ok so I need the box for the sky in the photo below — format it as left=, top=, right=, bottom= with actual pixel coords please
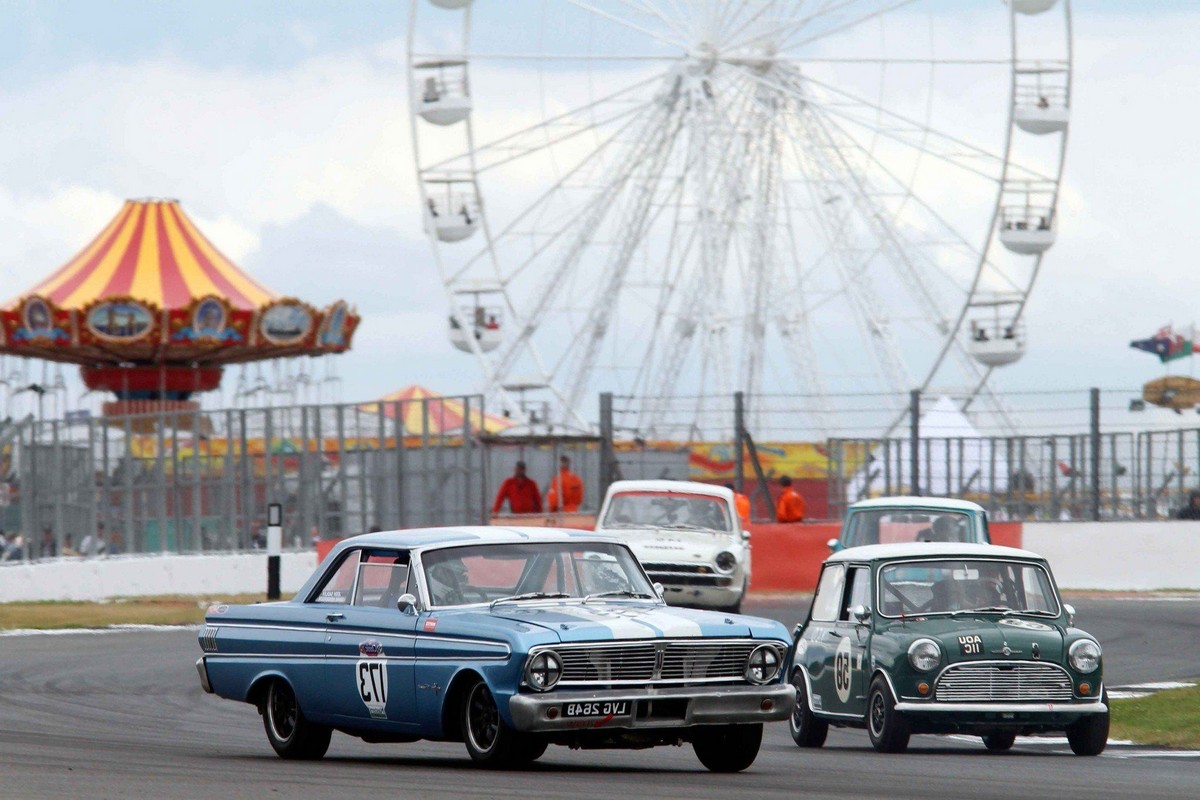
left=0, top=0, right=1196, bottom=433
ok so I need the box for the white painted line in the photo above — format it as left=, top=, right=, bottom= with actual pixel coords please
left=0, top=623, right=199, bottom=637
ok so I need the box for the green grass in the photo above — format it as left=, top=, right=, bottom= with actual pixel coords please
left=0, top=593, right=269, bottom=630
left=1111, top=684, right=1200, bottom=748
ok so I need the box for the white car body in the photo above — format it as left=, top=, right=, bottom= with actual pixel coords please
left=595, top=479, right=751, bottom=612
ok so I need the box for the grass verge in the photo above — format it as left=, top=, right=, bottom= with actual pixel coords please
left=0, top=593, right=269, bottom=630
left=1110, top=684, right=1200, bottom=748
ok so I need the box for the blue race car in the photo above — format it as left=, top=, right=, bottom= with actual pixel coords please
left=196, top=527, right=794, bottom=771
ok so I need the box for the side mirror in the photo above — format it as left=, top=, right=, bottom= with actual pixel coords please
left=1063, top=603, right=1075, bottom=627
left=653, top=582, right=665, bottom=601
left=851, top=604, right=871, bottom=624
left=741, top=528, right=751, bottom=541
left=396, top=593, right=419, bottom=616
left=827, top=538, right=840, bottom=553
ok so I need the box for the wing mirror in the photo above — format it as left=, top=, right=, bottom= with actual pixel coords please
left=653, top=582, right=665, bottom=601
left=850, top=604, right=871, bottom=624
left=396, top=593, right=419, bottom=616
left=1063, top=603, right=1075, bottom=627
left=827, top=538, right=840, bottom=553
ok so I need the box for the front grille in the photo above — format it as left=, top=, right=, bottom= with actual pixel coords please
left=935, top=662, right=1073, bottom=702
left=551, top=639, right=777, bottom=687
left=643, top=563, right=733, bottom=587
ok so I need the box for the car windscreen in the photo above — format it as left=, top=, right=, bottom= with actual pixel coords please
left=601, top=492, right=732, bottom=533
left=877, top=559, right=1059, bottom=618
left=421, top=542, right=655, bottom=607
left=848, top=509, right=975, bottom=546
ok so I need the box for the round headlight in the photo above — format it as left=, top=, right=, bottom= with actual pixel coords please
left=745, top=644, right=782, bottom=685
left=524, top=650, right=563, bottom=691
left=715, top=551, right=737, bottom=574
left=908, top=638, right=941, bottom=672
left=1069, top=639, right=1101, bottom=674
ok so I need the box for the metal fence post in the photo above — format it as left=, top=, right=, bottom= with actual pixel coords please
left=599, top=393, right=615, bottom=500
left=909, top=390, right=920, bottom=495
left=734, top=392, right=746, bottom=494
left=1089, top=387, right=1101, bottom=521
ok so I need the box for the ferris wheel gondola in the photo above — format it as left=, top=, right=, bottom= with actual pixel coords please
left=408, top=0, right=1074, bottom=436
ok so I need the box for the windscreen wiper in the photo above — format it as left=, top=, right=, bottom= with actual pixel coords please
left=583, top=589, right=655, bottom=603
left=489, top=592, right=570, bottom=609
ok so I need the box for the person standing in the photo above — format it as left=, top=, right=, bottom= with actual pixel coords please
left=492, top=461, right=543, bottom=515
left=775, top=476, right=806, bottom=523
left=1176, top=490, right=1200, bottom=520
left=546, top=456, right=584, bottom=513
left=725, top=483, right=751, bottom=526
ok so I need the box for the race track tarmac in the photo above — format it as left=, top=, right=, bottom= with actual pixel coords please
left=1, top=596, right=1197, bottom=800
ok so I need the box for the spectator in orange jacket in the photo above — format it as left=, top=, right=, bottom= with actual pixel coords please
left=725, top=483, right=751, bottom=525
left=776, top=476, right=806, bottom=523
left=547, top=455, right=584, bottom=513
left=492, top=461, right=543, bottom=515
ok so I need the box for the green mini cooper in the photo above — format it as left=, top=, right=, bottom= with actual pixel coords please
left=788, top=543, right=1108, bottom=755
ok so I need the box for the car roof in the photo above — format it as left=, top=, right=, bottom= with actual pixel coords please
left=847, top=495, right=985, bottom=513
left=332, top=526, right=620, bottom=553
left=825, top=542, right=1045, bottom=563
left=606, top=479, right=734, bottom=500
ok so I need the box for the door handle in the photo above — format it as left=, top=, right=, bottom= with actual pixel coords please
left=325, top=612, right=345, bottom=622
left=827, top=630, right=844, bottom=639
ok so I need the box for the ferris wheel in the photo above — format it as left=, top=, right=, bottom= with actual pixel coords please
left=407, top=0, right=1073, bottom=437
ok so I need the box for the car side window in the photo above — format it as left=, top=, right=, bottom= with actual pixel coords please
left=312, top=550, right=362, bottom=604
left=352, top=550, right=411, bottom=609
left=811, top=564, right=846, bottom=623
left=839, top=567, right=871, bottom=621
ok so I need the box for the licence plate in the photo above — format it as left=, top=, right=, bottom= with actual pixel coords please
left=562, top=701, right=629, bottom=718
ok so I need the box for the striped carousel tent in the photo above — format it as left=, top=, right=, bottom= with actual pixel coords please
left=13, top=198, right=276, bottom=311
left=361, top=385, right=514, bottom=436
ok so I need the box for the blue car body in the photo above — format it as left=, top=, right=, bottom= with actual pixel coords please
left=197, top=527, right=793, bottom=769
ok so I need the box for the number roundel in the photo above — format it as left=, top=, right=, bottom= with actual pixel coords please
left=356, top=660, right=389, bottom=719
left=834, top=636, right=853, bottom=703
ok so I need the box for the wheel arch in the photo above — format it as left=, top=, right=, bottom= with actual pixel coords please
left=245, top=670, right=291, bottom=713
left=440, top=667, right=487, bottom=742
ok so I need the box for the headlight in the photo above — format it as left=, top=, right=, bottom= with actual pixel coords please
left=745, top=644, right=782, bottom=684
left=715, top=551, right=737, bottom=573
left=1069, top=639, right=1101, bottom=673
left=524, top=650, right=563, bottom=691
left=907, top=638, right=941, bottom=672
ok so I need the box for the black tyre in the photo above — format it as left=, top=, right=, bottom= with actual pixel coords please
left=788, top=668, right=828, bottom=748
left=462, top=678, right=540, bottom=768
left=692, top=724, right=763, bottom=772
left=866, top=677, right=910, bottom=754
left=262, top=679, right=332, bottom=760
left=982, top=732, right=1016, bottom=752
left=1065, top=692, right=1109, bottom=756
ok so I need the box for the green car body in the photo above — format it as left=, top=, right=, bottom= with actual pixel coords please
left=789, top=543, right=1109, bottom=755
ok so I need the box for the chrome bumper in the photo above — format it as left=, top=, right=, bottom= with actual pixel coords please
left=196, top=657, right=213, bottom=694
left=508, top=684, right=795, bottom=733
left=895, top=701, right=1107, bottom=714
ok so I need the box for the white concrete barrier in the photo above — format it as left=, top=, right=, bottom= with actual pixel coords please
left=0, top=552, right=318, bottom=603
left=1024, top=521, right=1200, bottom=590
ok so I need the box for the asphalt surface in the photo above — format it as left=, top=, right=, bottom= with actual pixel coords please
left=1, top=596, right=1197, bottom=800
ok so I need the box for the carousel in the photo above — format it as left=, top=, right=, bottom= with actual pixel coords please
left=0, top=198, right=359, bottom=428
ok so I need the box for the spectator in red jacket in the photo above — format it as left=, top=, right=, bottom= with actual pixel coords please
left=492, top=461, right=543, bottom=515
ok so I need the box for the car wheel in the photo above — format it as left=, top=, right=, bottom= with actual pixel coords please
left=982, top=732, right=1016, bottom=752
left=692, top=723, right=763, bottom=772
left=462, top=678, right=537, bottom=768
left=866, top=677, right=910, bottom=754
left=262, top=679, right=332, bottom=760
left=788, top=668, right=828, bottom=748
left=1065, top=692, right=1110, bottom=756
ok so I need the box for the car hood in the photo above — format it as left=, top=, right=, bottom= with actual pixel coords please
left=883, top=614, right=1066, bottom=663
left=478, top=600, right=764, bottom=643
left=601, top=528, right=735, bottom=561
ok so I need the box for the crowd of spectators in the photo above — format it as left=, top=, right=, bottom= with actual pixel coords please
left=0, top=522, right=122, bottom=563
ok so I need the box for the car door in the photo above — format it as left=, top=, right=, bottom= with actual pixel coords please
left=322, top=548, right=419, bottom=729
left=803, top=563, right=845, bottom=717
left=829, top=565, right=872, bottom=718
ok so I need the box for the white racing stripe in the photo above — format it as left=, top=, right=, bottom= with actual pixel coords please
left=552, top=605, right=705, bottom=639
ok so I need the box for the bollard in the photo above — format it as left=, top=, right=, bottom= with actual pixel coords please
left=266, top=503, right=282, bottom=600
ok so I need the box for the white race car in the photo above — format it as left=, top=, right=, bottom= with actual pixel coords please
left=596, top=480, right=750, bottom=613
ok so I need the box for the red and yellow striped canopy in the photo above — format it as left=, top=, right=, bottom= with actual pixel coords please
left=361, top=385, right=514, bottom=436
left=11, top=198, right=276, bottom=311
